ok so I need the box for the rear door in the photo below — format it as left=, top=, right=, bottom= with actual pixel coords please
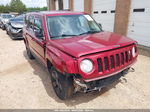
left=25, top=15, right=35, bottom=51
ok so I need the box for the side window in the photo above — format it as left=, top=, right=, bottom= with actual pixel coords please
left=34, top=17, right=44, bottom=39
left=27, top=15, right=34, bottom=29
left=24, top=15, right=29, bottom=26
left=34, top=17, right=42, bottom=30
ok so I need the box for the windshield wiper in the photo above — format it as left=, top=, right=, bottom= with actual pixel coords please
left=51, top=34, right=78, bottom=39
left=50, top=31, right=100, bottom=39
left=61, top=34, right=78, bottom=37
left=79, top=30, right=100, bottom=35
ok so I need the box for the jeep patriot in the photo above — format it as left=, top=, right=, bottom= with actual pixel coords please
left=23, top=11, right=138, bottom=100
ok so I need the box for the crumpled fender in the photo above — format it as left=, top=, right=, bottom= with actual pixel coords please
left=46, top=45, right=78, bottom=74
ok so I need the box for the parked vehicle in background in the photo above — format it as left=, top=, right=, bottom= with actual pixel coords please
left=0, top=14, right=2, bottom=20
left=0, top=14, right=3, bottom=27
left=23, top=11, right=138, bottom=100
left=6, top=15, right=24, bottom=40
left=0, top=14, right=14, bottom=30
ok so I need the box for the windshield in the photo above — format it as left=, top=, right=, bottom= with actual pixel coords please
left=2, top=14, right=13, bottom=19
left=46, top=14, right=102, bottom=39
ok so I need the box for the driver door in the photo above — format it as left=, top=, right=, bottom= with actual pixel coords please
left=31, top=16, right=46, bottom=64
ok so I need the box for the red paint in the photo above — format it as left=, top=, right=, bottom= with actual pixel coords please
left=23, top=11, right=138, bottom=82
left=49, top=32, right=137, bottom=58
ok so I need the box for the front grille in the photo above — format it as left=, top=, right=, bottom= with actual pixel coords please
left=110, top=55, right=115, bottom=69
left=97, top=47, right=134, bottom=73
left=121, top=53, right=124, bottom=65
left=116, top=54, right=119, bottom=67
left=104, top=57, right=109, bottom=70
left=125, top=51, right=128, bottom=62
left=97, top=58, right=103, bottom=72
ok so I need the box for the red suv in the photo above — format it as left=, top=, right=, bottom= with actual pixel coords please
left=23, top=11, right=138, bottom=100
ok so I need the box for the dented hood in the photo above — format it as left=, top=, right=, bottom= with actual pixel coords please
left=48, top=32, right=136, bottom=58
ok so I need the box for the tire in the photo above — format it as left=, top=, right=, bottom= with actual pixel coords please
left=26, top=46, right=35, bottom=60
left=49, top=67, right=74, bottom=100
left=2, top=25, right=5, bottom=30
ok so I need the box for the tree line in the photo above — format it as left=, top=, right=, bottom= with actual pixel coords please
left=0, top=0, right=47, bottom=14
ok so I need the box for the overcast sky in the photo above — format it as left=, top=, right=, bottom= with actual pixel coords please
left=0, top=0, right=47, bottom=8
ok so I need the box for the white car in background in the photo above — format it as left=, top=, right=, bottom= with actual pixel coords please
left=0, top=14, right=14, bottom=30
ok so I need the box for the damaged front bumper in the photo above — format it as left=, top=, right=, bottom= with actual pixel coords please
left=74, top=67, right=134, bottom=93
left=10, top=28, right=23, bottom=39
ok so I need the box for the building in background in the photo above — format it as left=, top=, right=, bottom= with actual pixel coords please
left=47, top=0, right=150, bottom=48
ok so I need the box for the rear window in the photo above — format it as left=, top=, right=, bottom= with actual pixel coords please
left=10, top=17, right=23, bottom=22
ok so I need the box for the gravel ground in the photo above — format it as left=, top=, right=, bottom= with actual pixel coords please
left=0, top=29, right=150, bottom=109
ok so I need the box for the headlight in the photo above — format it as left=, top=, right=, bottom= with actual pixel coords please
left=132, top=46, right=136, bottom=57
left=80, top=59, right=94, bottom=73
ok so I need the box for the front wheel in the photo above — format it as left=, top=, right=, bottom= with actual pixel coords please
left=49, top=67, right=74, bottom=100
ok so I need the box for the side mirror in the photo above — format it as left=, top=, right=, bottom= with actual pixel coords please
left=34, top=28, right=44, bottom=39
